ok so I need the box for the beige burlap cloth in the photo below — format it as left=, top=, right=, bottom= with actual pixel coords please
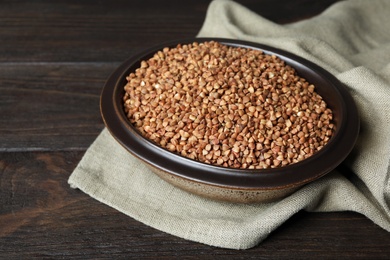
left=68, top=0, right=390, bottom=249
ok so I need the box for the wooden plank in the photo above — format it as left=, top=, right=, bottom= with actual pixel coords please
left=0, top=0, right=207, bottom=62
left=0, top=0, right=341, bottom=62
left=0, top=63, right=113, bottom=151
left=0, top=151, right=389, bottom=259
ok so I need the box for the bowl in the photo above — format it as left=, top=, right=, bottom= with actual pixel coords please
left=100, top=38, right=359, bottom=203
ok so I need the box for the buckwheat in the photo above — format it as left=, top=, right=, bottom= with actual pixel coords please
left=123, top=41, right=334, bottom=169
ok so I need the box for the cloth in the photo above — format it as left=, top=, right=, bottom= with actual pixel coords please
left=68, top=0, right=390, bottom=249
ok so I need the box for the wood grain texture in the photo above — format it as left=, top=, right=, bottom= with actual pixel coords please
left=0, top=63, right=111, bottom=151
left=1, top=0, right=390, bottom=258
left=0, top=0, right=339, bottom=63
left=1, top=152, right=389, bottom=259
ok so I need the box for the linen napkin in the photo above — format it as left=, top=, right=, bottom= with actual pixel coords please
left=68, top=0, right=390, bottom=249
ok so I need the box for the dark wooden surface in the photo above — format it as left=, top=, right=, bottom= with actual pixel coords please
left=1, top=0, right=390, bottom=259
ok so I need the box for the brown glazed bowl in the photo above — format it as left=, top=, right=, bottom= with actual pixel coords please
left=100, top=38, right=359, bottom=203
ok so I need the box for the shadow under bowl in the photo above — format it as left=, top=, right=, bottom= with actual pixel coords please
left=100, top=38, right=359, bottom=203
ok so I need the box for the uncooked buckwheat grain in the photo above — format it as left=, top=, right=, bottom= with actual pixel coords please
left=123, top=41, right=334, bottom=169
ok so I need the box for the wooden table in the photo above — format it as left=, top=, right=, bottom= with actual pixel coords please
left=1, top=0, right=389, bottom=259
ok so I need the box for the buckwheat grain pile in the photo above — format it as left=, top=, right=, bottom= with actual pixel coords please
left=123, top=41, right=334, bottom=169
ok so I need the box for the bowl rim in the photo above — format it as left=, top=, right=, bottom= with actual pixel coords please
left=100, top=37, right=360, bottom=190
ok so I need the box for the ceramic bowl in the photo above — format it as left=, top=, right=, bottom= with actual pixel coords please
left=100, top=38, right=359, bottom=203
